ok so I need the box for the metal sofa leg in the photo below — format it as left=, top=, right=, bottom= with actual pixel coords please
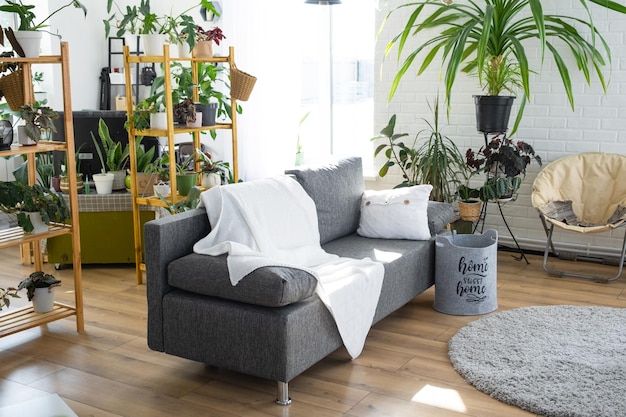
left=276, top=381, right=292, bottom=406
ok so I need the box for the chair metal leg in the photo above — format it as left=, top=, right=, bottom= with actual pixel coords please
left=541, top=222, right=626, bottom=283
left=276, top=381, right=291, bottom=406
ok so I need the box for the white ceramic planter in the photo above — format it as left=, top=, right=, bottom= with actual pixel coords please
left=32, top=287, right=55, bottom=313
left=186, top=112, right=203, bottom=128
left=150, top=112, right=168, bottom=130
left=142, top=34, right=167, bottom=56
left=17, top=126, right=36, bottom=146
left=201, top=172, right=221, bottom=189
left=93, top=173, right=114, bottom=195
left=153, top=182, right=170, bottom=198
left=24, top=211, right=48, bottom=234
left=14, top=30, right=43, bottom=58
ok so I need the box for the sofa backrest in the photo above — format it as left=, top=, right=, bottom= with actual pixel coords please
left=285, top=157, right=363, bottom=245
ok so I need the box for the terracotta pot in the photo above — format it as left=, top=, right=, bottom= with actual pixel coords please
left=193, top=41, right=213, bottom=58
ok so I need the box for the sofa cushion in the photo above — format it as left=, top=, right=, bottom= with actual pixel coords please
left=286, top=157, right=363, bottom=245
left=358, top=185, right=433, bottom=240
left=168, top=253, right=318, bottom=307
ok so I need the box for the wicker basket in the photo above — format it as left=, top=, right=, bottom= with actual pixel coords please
left=0, top=69, right=25, bottom=111
left=458, top=200, right=482, bottom=222
left=231, top=65, right=257, bottom=101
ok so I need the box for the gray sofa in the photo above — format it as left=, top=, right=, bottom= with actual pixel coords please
left=144, top=157, right=454, bottom=404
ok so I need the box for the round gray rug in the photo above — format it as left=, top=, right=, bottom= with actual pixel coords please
left=449, top=305, right=626, bottom=417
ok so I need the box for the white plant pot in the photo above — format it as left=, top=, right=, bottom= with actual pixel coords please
left=32, top=287, right=55, bottom=313
left=201, top=172, right=221, bottom=189
left=17, top=126, right=36, bottom=146
left=24, top=211, right=48, bottom=234
left=111, top=169, right=126, bottom=190
left=150, top=112, right=168, bottom=130
left=153, top=182, right=170, bottom=198
left=177, top=42, right=192, bottom=59
left=14, top=30, right=43, bottom=58
left=93, top=173, right=114, bottom=195
left=142, top=34, right=167, bottom=56
left=186, top=112, right=203, bottom=128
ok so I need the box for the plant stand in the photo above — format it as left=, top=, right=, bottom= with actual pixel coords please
left=473, top=131, right=528, bottom=264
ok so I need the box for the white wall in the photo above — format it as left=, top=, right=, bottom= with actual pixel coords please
left=46, top=0, right=305, bottom=181
left=373, top=1, right=626, bottom=257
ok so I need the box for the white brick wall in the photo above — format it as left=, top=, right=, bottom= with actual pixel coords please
left=369, top=1, right=626, bottom=258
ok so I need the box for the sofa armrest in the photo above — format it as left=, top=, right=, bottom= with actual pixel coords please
left=427, top=201, right=455, bottom=234
left=144, top=208, right=210, bottom=351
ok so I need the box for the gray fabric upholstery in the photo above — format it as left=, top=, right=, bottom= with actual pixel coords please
left=285, top=157, right=363, bottom=244
left=168, top=253, right=318, bottom=307
left=427, top=201, right=455, bottom=235
left=322, top=234, right=435, bottom=322
left=145, top=156, right=456, bottom=395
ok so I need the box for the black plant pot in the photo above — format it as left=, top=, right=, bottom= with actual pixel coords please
left=195, top=103, right=218, bottom=126
left=0, top=120, right=13, bottom=150
left=474, top=95, right=515, bottom=134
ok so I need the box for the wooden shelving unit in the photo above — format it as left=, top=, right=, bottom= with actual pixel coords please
left=124, top=44, right=239, bottom=284
left=0, top=42, right=84, bottom=337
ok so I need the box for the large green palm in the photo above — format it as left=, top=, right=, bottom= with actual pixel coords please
left=382, top=0, right=626, bottom=134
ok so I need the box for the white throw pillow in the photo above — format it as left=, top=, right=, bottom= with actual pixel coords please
left=357, top=185, right=433, bottom=240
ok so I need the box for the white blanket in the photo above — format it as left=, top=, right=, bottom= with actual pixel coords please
left=193, top=175, right=384, bottom=358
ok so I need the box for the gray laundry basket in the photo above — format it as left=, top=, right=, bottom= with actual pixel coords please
left=434, top=229, right=498, bottom=315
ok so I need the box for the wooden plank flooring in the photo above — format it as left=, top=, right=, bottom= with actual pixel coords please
left=1, top=246, right=625, bottom=416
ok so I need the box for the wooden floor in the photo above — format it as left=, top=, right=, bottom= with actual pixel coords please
left=1, top=246, right=625, bottom=417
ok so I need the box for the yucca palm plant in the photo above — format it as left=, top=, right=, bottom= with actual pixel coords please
left=382, top=0, right=626, bottom=134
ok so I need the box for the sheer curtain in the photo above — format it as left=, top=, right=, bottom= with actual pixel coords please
left=217, top=0, right=305, bottom=180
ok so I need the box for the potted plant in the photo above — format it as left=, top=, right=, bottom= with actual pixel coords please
left=146, top=154, right=171, bottom=197
left=372, top=103, right=466, bottom=203
left=382, top=0, right=626, bottom=135
left=465, top=135, right=542, bottom=202
left=193, top=25, right=226, bottom=58
left=0, top=0, right=87, bottom=57
left=0, top=51, right=24, bottom=112
left=90, top=118, right=130, bottom=192
left=173, top=98, right=200, bottom=127
left=125, top=137, right=156, bottom=196
left=175, top=153, right=198, bottom=197
left=196, top=148, right=231, bottom=188
left=161, top=0, right=219, bottom=57
left=156, top=185, right=201, bottom=214
left=456, top=182, right=482, bottom=222
left=18, top=103, right=59, bottom=145
left=0, top=181, right=69, bottom=233
left=17, top=271, right=61, bottom=313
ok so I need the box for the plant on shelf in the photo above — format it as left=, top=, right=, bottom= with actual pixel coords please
left=0, top=286, right=20, bottom=311
left=175, top=153, right=198, bottom=196
left=13, top=151, right=55, bottom=190
left=382, top=0, right=626, bottom=135
left=196, top=148, right=231, bottom=188
left=125, top=137, right=157, bottom=195
left=0, top=181, right=70, bottom=233
left=157, top=185, right=201, bottom=214
left=91, top=118, right=130, bottom=193
left=173, top=98, right=197, bottom=125
left=161, top=1, right=219, bottom=53
left=125, top=98, right=155, bottom=131
left=104, top=0, right=163, bottom=37
left=193, top=26, right=225, bottom=58
left=17, top=271, right=61, bottom=302
left=372, top=101, right=466, bottom=203
left=0, top=0, right=87, bottom=33
left=465, top=135, right=542, bottom=202
left=19, top=103, right=59, bottom=143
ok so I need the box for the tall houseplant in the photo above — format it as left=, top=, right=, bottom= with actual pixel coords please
left=382, top=0, right=626, bottom=134
left=373, top=100, right=466, bottom=203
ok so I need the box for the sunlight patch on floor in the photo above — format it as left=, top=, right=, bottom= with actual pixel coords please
left=411, top=384, right=467, bottom=413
